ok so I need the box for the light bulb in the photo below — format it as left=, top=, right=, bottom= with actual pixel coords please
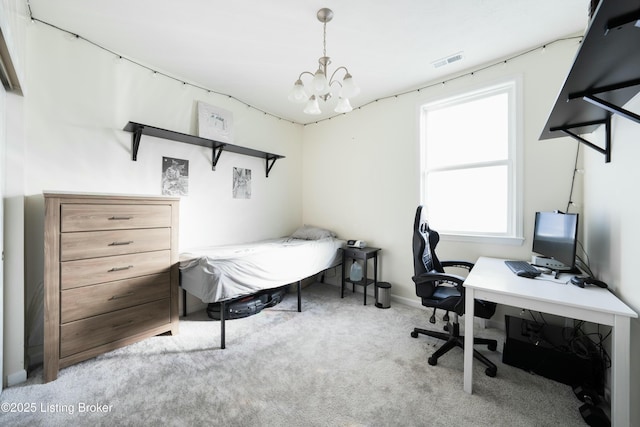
left=339, top=73, right=360, bottom=98
left=303, top=95, right=322, bottom=115
left=334, top=97, right=353, bottom=113
left=312, top=69, right=329, bottom=95
left=288, top=79, right=309, bottom=103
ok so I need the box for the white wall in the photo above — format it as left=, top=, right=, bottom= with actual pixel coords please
left=3, top=92, right=25, bottom=387
left=19, top=22, right=304, bottom=368
left=1, top=0, right=27, bottom=388
left=583, top=93, right=640, bottom=426
left=302, top=39, right=583, bottom=303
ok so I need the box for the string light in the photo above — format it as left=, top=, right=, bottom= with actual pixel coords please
left=28, top=13, right=582, bottom=127
left=27, top=16, right=300, bottom=125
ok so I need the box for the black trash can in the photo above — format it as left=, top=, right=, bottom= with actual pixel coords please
left=375, top=282, right=391, bottom=309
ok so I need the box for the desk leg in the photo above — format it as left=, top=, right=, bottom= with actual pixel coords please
left=374, top=255, right=378, bottom=303
left=363, top=259, right=368, bottom=305
left=341, top=255, right=346, bottom=298
left=463, top=287, right=475, bottom=394
left=220, top=301, right=226, bottom=350
left=611, top=315, right=631, bottom=427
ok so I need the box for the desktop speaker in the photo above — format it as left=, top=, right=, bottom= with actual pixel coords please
left=502, top=316, right=604, bottom=393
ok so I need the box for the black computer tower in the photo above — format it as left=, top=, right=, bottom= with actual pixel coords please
left=502, top=315, right=604, bottom=393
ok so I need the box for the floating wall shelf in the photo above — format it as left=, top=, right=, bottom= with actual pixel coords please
left=540, top=0, right=640, bottom=163
left=123, top=121, right=285, bottom=177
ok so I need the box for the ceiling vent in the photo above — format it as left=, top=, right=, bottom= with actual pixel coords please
left=432, top=52, right=464, bottom=69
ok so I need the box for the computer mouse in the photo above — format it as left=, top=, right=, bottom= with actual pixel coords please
left=571, top=276, right=608, bottom=289
left=517, top=270, right=539, bottom=278
left=584, top=277, right=608, bottom=288
left=570, top=276, right=586, bottom=288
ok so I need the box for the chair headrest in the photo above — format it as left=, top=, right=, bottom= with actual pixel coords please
left=413, top=205, right=441, bottom=274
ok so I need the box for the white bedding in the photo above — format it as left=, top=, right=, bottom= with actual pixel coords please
left=179, top=237, right=344, bottom=303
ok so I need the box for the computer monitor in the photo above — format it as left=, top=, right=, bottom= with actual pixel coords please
left=532, top=211, right=579, bottom=271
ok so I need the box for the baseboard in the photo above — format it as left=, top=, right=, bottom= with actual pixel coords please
left=6, top=369, right=27, bottom=387
left=315, top=281, right=504, bottom=330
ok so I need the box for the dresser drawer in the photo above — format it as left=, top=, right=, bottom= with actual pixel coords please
left=61, top=204, right=172, bottom=232
left=61, top=250, right=171, bottom=289
left=61, top=228, right=171, bottom=261
left=61, top=273, right=170, bottom=323
left=60, top=298, right=170, bottom=358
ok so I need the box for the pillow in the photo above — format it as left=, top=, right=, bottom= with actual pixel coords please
left=290, top=225, right=336, bottom=240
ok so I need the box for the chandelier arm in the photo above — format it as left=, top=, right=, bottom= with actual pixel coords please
left=297, top=71, right=316, bottom=81
left=327, top=66, right=351, bottom=86
left=328, top=80, right=342, bottom=90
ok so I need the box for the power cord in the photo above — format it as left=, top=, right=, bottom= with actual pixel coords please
left=565, top=142, right=581, bottom=213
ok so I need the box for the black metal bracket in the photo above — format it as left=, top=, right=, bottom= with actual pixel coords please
left=569, top=78, right=640, bottom=126
left=212, top=145, right=225, bottom=171
left=604, top=9, right=640, bottom=35
left=131, top=125, right=143, bottom=161
left=266, top=155, right=278, bottom=178
left=550, top=116, right=611, bottom=163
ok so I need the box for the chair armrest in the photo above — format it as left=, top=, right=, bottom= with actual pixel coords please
left=412, top=272, right=465, bottom=294
left=441, top=260, right=474, bottom=271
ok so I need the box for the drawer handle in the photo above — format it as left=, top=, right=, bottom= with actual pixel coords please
left=108, top=265, right=133, bottom=272
left=108, top=240, right=134, bottom=246
left=108, top=292, right=135, bottom=301
left=109, top=216, right=133, bottom=220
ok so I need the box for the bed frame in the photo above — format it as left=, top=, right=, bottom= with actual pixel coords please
left=181, top=268, right=336, bottom=349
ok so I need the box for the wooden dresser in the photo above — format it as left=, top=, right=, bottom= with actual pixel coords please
left=43, top=192, right=180, bottom=382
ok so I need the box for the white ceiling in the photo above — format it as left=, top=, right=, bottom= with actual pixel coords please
left=27, top=0, right=590, bottom=125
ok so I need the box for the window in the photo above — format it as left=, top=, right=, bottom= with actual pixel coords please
left=420, top=79, right=522, bottom=242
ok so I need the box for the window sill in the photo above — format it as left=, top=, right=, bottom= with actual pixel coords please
left=440, top=233, right=525, bottom=246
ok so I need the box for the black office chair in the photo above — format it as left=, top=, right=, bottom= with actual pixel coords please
left=410, top=205, right=498, bottom=377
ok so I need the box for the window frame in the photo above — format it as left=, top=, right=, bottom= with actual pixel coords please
left=418, top=76, right=524, bottom=245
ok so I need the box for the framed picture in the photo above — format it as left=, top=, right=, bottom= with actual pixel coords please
left=198, top=101, right=234, bottom=143
left=232, top=167, right=251, bottom=199
left=162, top=157, right=189, bottom=196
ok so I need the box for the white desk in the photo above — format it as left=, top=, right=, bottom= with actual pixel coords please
left=463, top=257, right=637, bottom=427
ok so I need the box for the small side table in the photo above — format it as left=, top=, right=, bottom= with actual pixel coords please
left=341, top=246, right=381, bottom=305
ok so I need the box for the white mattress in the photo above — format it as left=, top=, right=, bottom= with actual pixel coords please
left=179, top=237, right=344, bottom=303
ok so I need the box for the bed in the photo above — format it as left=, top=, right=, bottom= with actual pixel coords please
left=179, top=225, right=344, bottom=347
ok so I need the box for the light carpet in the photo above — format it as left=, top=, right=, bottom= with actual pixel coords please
left=0, top=282, right=586, bottom=426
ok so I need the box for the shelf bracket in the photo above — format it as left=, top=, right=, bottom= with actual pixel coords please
left=582, top=94, right=640, bottom=125
left=211, top=145, right=225, bottom=171
left=604, top=9, right=640, bottom=35
left=131, top=125, right=143, bottom=161
left=569, top=78, right=640, bottom=126
left=265, top=155, right=278, bottom=178
left=550, top=116, right=611, bottom=163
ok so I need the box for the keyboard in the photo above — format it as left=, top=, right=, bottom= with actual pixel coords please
left=504, top=260, right=541, bottom=278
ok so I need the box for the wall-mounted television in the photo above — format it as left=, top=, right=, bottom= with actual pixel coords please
left=532, top=211, right=579, bottom=271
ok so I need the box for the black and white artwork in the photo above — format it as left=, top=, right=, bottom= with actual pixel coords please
left=162, top=157, right=189, bottom=196
left=232, top=167, right=251, bottom=199
left=198, top=101, right=234, bottom=143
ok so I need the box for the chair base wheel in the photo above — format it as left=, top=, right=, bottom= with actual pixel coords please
left=427, top=357, right=437, bottom=366
left=410, top=331, right=419, bottom=338
left=485, top=366, right=497, bottom=377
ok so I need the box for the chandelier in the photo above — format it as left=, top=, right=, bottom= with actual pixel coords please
left=288, top=8, right=360, bottom=115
